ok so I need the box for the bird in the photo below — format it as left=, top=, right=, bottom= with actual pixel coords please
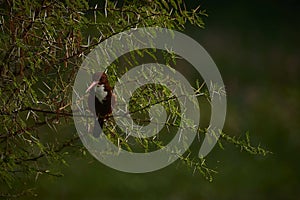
left=86, top=72, right=115, bottom=137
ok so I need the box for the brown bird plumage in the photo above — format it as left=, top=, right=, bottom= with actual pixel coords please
left=86, top=72, right=115, bottom=137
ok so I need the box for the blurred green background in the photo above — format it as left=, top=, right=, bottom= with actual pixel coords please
left=17, top=0, right=300, bottom=199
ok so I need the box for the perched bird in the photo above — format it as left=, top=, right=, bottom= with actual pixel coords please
left=86, top=72, right=115, bottom=137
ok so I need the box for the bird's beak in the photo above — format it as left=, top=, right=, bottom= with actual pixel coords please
left=86, top=81, right=98, bottom=93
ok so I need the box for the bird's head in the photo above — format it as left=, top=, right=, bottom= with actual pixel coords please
left=86, top=72, right=109, bottom=103
left=85, top=72, right=109, bottom=92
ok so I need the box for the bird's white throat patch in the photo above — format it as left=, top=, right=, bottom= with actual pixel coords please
left=95, top=84, right=107, bottom=103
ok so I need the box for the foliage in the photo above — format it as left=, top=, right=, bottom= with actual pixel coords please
left=0, top=0, right=269, bottom=197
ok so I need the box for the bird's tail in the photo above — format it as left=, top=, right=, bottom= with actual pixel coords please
left=93, top=118, right=104, bottom=138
